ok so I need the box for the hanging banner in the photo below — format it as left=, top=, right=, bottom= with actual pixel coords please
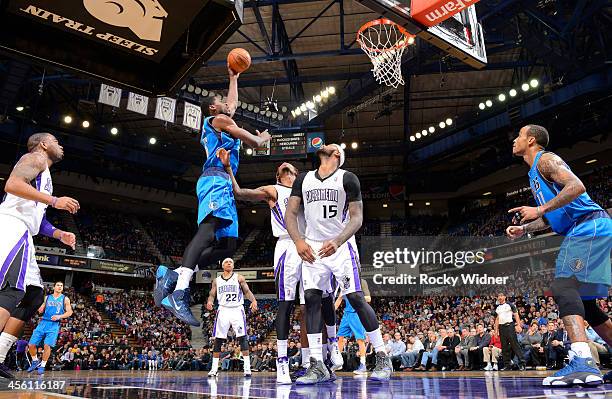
left=127, top=93, right=149, bottom=115
left=98, top=84, right=122, bottom=108
left=183, top=102, right=202, bottom=130
left=155, top=97, right=176, bottom=123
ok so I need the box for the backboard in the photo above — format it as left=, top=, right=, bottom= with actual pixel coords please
left=356, top=0, right=487, bottom=69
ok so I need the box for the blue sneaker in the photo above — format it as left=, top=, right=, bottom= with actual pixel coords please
left=27, top=359, right=40, bottom=373
left=37, top=366, right=45, bottom=375
left=542, top=356, right=603, bottom=387
left=604, top=370, right=612, bottom=383
left=353, top=363, right=368, bottom=375
left=153, top=266, right=178, bottom=307
left=161, top=288, right=200, bottom=326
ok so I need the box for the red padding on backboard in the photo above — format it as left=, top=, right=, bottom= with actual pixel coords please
left=410, top=0, right=481, bottom=27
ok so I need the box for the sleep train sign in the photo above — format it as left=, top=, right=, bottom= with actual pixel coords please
left=0, top=0, right=243, bottom=95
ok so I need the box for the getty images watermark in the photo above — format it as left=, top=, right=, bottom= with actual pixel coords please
left=359, top=235, right=563, bottom=297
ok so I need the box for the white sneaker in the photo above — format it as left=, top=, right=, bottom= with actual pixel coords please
left=329, top=340, right=343, bottom=371
left=484, top=363, right=492, bottom=371
left=276, top=357, right=292, bottom=385
left=208, top=369, right=218, bottom=377
left=493, top=363, right=498, bottom=371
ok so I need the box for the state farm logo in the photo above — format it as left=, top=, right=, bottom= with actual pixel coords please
left=83, top=0, right=168, bottom=41
left=411, top=0, right=479, bottom=27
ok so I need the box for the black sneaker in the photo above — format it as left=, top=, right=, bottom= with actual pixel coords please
left=0, top=364, right=15, bottom=379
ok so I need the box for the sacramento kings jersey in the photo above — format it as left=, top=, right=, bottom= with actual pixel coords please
left=0, top=167, right=53, bottom=235
left=216, top=273, right=244, bottom=308
left=291, top=168, right=362, bottom=241
left=271, top=184, right=305, bottom=238
left=529, top=151, right=603, bottom=235
left=200, top=116, right=241, bottom=175
left=42, top=294, right=65, bottom=322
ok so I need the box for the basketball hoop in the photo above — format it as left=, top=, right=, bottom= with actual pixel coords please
left=357, top=19, right=415, bottom=88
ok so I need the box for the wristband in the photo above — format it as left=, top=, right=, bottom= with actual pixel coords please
left=536, top=206, right=542, bottom=217
left=50, top=196, right=58, bottom=208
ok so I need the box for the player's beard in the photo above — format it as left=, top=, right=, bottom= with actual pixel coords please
left=316, top=147, right=333, bottom=158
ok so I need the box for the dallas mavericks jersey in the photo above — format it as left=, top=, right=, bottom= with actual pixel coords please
left=0, top=167, right=52, bottom=235
left=271, top=184, right=305, bottom=238
left=301, top=169, right=351, bottom=241
left=529, top=151, right=603, bottom=235
left=216, top=273, right=244, bottom=308
left=42, top=294, right=65, bottom=322
left=200, top=116, right=241, bottom=175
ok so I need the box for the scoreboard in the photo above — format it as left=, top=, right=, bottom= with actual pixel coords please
left=254, top=132, right=325, bottom=158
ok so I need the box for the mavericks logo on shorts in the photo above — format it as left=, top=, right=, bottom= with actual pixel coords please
left=209, top=201, right=219, bottom=210
left=570, top=258, right=584, bottom=272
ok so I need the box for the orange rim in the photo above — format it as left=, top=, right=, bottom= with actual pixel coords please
left=357, top=18, right=415, bottom=53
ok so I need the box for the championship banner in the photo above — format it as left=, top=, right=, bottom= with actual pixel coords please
left=183, top=102, right=202, bottom=130
left=98, top=84, right=122, bottom=108
left=127, top=93, right=149, bottom=115
left=410, top=0, right=481, bottom=27
left=155, top=97, right=176, bottom=123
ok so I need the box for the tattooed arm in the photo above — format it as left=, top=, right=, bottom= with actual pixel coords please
left=5, top=152, right=52, bottom=204
left=206, top=279, right=217, bottom=310
left=238, top=274, right=258, bottom=312
left=537, top=153, right=586, bottom=213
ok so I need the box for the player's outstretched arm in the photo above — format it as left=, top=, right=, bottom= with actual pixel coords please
left=537, top=153, right=586, bottom=213
left=212, top=114, right=271, bottom=148
left=206, top=280, right=217, bottom=310
left=226, top=65, right=239, bottom=117
left=217, top=148, right=277, bottom=205
left=238, top=275, right=257, bottom=312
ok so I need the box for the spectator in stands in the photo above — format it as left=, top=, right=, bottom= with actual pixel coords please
left=483, top=331, right=502, bottom=371
left=521, top=321, right=543, bottom=367
left=438, top=327, right=460, bottom=371
left=468, top=324, right=490, bottom=371
left=400, top=334, right=423, bottom=370
left=585, top=321, right=609, bottom=367
left=389, top=332, right=407, bottom=370
left=417, top=329, right=445, bottom=371
left=547, top=320, right=569, bottom=370
left=456, top=328, right=475, bottom=371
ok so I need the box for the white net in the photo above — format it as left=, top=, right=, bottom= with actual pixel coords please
left=358, top=20, right=412, bottom=88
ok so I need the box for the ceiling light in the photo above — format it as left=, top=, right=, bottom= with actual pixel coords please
left=281, top=106, right=288, bottom=113
left=306, top=101, right=315, bottom=110
left=382, top=204, right=388, bottom=208
left=63, top=115, right=72, bottom=124
left=271, top=112, right=278, bottom=119
left=149, top=137, right=157, bottom=145
left=82, top=120, right=90, bottom=128
left=187, top=84, right=195, bottom=93
left=246, top=148, right=253, bottom=155
left=407, top=36, right=415, bottom=45
left=483, top=192, right=492, bottom=196
left=340, top=143, right=347, bottom=149
left=498, top=93, right=506, bottom=102
left=425, top=202, right=431, bottom=206
left=530, top=79, right=539, bottom=88
left=16, top=106, right=24, bottom=112
left=509, top=89, right=517, bottom=97
left=254, top=106, right=259, bottom=113
left=300, top=104, right=307, bottom=112
left=485, top=100, right=493, bottom=107
left=278, top=115, right=284, bottom=121
left=479, top=103, right=485, bottom=110
left=408, top=202, right=414, bottom=206
left=585, top=159, right=597, bottom=164
left=439, top=121, right=446, bottom=129
left=161, top=207, right=171, bottom=211
left=241, top=102, right=248, bottom=110
left=416, top=132, right=421, bottom=139
left=521, top=83, right=530, bottom=92
left=328, top=86, right=336, bottom=95
left=410, top=136, right=416, bottom=142
left=110, top=127, right=118, bottom=135
left=202, top=89, right=209, bottom=97
left=428, top=126, right=435, bottom=133
left=351, top=142, right=358, bottom=149
left=247, top=104, right=254, bottom=111
left=194, top=87, right=202, bottom=95
left=315, top=95, right=322, bottom=103
left=295, top=108, right=301, bottom=116
left=251, top=209, right=257, bottom=214
left=446, top=118, right=453, bottom=126
left=422, top=130, right=428, bottom=136
left=266, top=110, right=272, bottom=117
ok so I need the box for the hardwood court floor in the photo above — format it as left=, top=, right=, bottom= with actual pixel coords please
left=0, top=370, right=611, bottom=398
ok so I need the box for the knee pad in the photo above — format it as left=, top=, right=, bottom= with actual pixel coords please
left=12, top=286, right=44, bottom=322
left=239, top=335, right=249, bottom=351
left=583, top=299, right=610, bottom=327
left=213, top=338, right=226, bottom=353
left=304, top=289, right=322, bottom=309
left=551, top=278, right=585, bottom=319
left=346, top=292, right=378, bottom=331
left=276, top=301, right=294, bottom=340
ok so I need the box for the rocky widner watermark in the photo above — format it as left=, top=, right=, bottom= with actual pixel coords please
left=359, top=235, right=571, bottom=297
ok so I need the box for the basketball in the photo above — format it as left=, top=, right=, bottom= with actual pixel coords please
left=228, top=48, right=251, bottom=74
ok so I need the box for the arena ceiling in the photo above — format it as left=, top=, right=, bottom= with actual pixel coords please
left=0, top=0, right=610, bottom=195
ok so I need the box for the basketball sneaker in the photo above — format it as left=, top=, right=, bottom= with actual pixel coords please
left=161, top=288, right=200, bottom=326
left=208, top=369, right=218, bottom=378
left=154, top=265, right=178, bottom=307
left=37, top=366, right=45, bottom=375
left=0, top=363, right=14, bottom=379
left=542, top=356, right=603, bottom=387
left=369, top=351, right=392, bottom=382
left=328, top=338, right=343, bottom=371
left=604, top=370, right=612, bottom=383
left=291, top=367, right=308, bottom=380
left=277, top=357, right=292, bottom=384
left=353, top=363, right=368, bottom=375
left=27, top=359, right=40, bottom=373
left=296, top=357, right=330, bottom=385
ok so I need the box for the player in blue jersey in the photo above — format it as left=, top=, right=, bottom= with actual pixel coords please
left=507, top=124, right=612, bottom=387
left=27, top=281, right=73, bottom=375
left=154, top=66, right=271, bottom=326
left=335, top=278, right=370, bottom=374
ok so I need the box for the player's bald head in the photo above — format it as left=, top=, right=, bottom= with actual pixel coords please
left=27, top=132, right=54, bottom=152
